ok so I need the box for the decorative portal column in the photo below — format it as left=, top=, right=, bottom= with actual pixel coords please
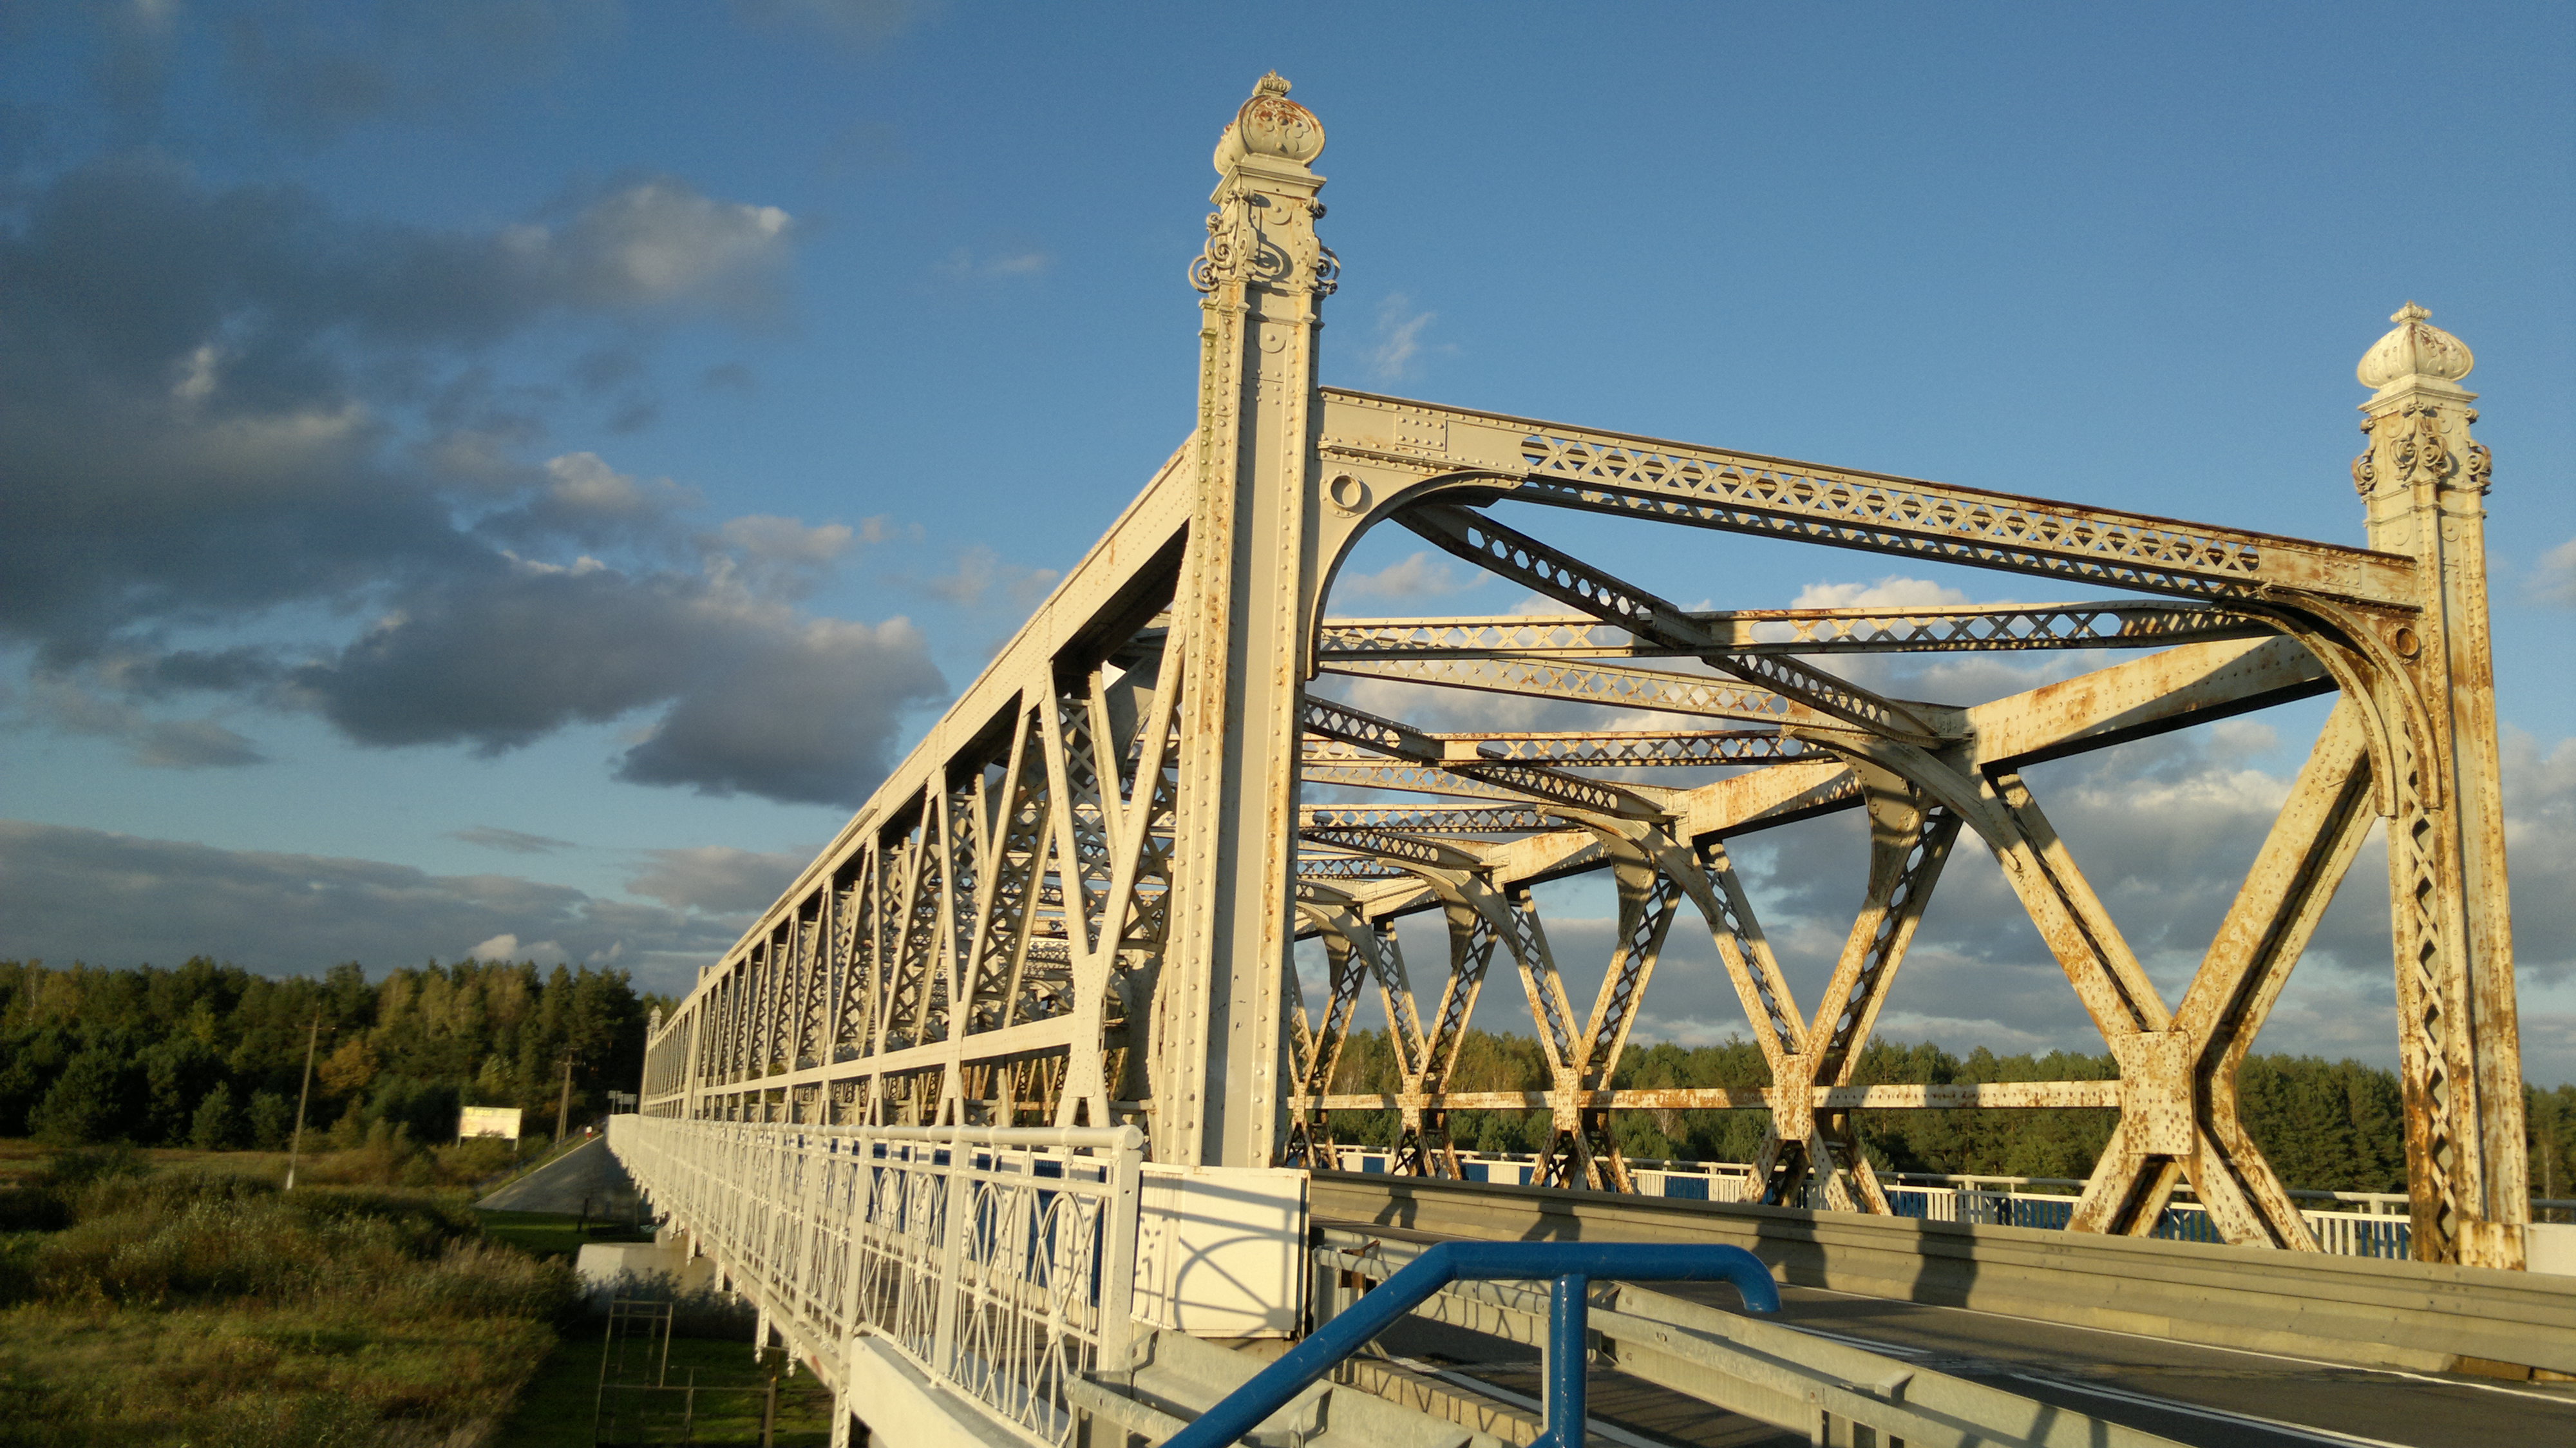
left=1155, top=75, right=1338, bottom=1167
left=2351, top=303, right=2527, bottom=1268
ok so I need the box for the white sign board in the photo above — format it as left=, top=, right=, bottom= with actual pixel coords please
left=459, top=1106, right=524, bottom=1141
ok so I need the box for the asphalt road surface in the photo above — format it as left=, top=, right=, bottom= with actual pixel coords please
left=1325, top=1218, right=2576, bottom=1448
left=475, top=1135, right=641, bottom=1215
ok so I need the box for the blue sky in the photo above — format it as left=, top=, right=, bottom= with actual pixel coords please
left=3, top=3, right=2571, bottom=1080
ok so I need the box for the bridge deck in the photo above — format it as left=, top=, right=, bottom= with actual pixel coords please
left=1323, top=1217, right=2576, bottom=1448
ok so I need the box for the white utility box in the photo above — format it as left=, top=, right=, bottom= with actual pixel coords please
left=2529, top=1221, right=2576, bottom=1277
left=1130, top=1165, right=1309, bottom=1337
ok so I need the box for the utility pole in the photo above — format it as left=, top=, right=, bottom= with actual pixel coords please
left=554, top=1053, right=576, bottom=1147
left=283, top=1009, right=322, bottom=1191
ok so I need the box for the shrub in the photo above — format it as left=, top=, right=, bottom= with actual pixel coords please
left=27, top=1051, right=128, bottom=1146
left=189, top=1081, right=245, bottom=1150
left=246, top=1089, right=294, bottom=1151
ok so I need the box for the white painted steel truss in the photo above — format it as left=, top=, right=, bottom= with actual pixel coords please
left=638, top=75, right=2529, bottom=1268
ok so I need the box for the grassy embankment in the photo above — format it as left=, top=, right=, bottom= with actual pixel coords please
left=0, top=1134, right=601, bottom=1447
left=0, top=1136, right=836, bottom=1445
left=0, top=1147, right=565, bottom=1445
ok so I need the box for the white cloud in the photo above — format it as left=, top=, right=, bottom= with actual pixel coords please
left=2535, top=537, right=2576, bottom=605
left=21, top=677, right=267, bottom=769
left=1790, top=575, right=1975, bottom=610
left=0, top=820, right=735, bottom=993
left=1367, top=293, right=1450, bottom=382
left=467, top=932, right=566, bottom=964
left=858, top=515, right=923, bottom=547
left=625, top=844, right=810, bottom=917
left=719, top=514, right=855, bottom=565
left=549, top=181, right=793, bottom=310
left=1333, top=550, right=1486, bottom=604
left=902, top=544, right=1060, bottom=610
left=933, top=246, right=1052, bottom=281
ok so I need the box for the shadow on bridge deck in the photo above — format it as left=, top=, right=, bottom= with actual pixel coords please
left=1322, top=1214, right=2576, bottom=1448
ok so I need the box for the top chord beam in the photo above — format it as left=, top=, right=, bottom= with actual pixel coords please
left=1320, top=390, right=2420, bottom=609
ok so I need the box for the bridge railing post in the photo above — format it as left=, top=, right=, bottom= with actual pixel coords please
left=1094, top=1125, right=1146, bottom=1373
left=930, top=1123, right=969, bottom=1377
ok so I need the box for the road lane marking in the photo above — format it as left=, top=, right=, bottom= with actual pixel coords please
left=2007, top=1371, right=2423, bottom=1448
left=1785, top=1285, right=2576, bottom=1409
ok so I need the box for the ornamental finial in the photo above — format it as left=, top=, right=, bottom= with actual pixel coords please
left=2357, top=301, right=2474, bottom=391
left=1214, top=71, right=1324, bottom=173
left=1193, top=73, right=1335, bottom=294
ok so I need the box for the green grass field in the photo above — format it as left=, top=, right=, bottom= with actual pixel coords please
left=480, top=1208, right=657, bottom=1260
left=494, top=1333, right=837, bottom=1447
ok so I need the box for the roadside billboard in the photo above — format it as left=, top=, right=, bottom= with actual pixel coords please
left=459, top=1106, right=524, bottom=1141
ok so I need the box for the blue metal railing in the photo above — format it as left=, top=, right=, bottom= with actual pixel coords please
left=1160, top=1241, right=1780, bottom=1448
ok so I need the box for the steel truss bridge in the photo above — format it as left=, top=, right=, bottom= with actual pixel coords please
left=611, top=70, right=2556, bottom=1448
left=633, top=73, right=2530, bottom=1266
left=603, top=73, right=2555, bottom=1443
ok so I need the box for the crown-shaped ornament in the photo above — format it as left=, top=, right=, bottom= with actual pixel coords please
left=2357, top=301, right=2474, bottom=390
left=1215, top=71, right=1324, bottom=171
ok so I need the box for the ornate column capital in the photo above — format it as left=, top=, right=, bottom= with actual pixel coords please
left=2353, top=303, right=2490, bottom=535
left=1191, top=73, right=1338, bottom=297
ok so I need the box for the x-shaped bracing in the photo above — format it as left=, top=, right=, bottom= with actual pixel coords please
left=1302, top=510, right=2370, bottom=1236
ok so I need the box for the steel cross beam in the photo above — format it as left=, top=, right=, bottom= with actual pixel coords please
left=630, top=77, right=2526, bottom=1269
left=1309, top=727, right=1815, bottom=767
left=1316, top=602, right=2275, bottom=660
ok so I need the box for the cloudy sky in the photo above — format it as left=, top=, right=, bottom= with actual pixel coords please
left=2, top=3, right=2570, bottom=1081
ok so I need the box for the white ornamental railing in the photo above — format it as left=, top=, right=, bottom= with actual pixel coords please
left=607, top=1115, right=1144, bottom=1447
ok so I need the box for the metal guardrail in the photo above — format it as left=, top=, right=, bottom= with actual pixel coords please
left=1165, top=1242, right=1780, bottom=1448
left=607, top=1115, right=1145, bottom=1447
left=1311, top=1229, right=2192, bottom=1448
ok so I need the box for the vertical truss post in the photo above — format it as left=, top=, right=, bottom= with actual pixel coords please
left=2352, top=305, right=2527, bottom=1268
left=1157, top=75, right=1338, bottom=1167
left=1759, top=775, right=1959, bottom=1212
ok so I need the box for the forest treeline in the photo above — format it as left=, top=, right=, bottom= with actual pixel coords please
left=1321, top=1027, right=2576, bottom=1197
left=6, top=960, right=2571, bottom=1199
left=0, top=958, right=664, bottom=1153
